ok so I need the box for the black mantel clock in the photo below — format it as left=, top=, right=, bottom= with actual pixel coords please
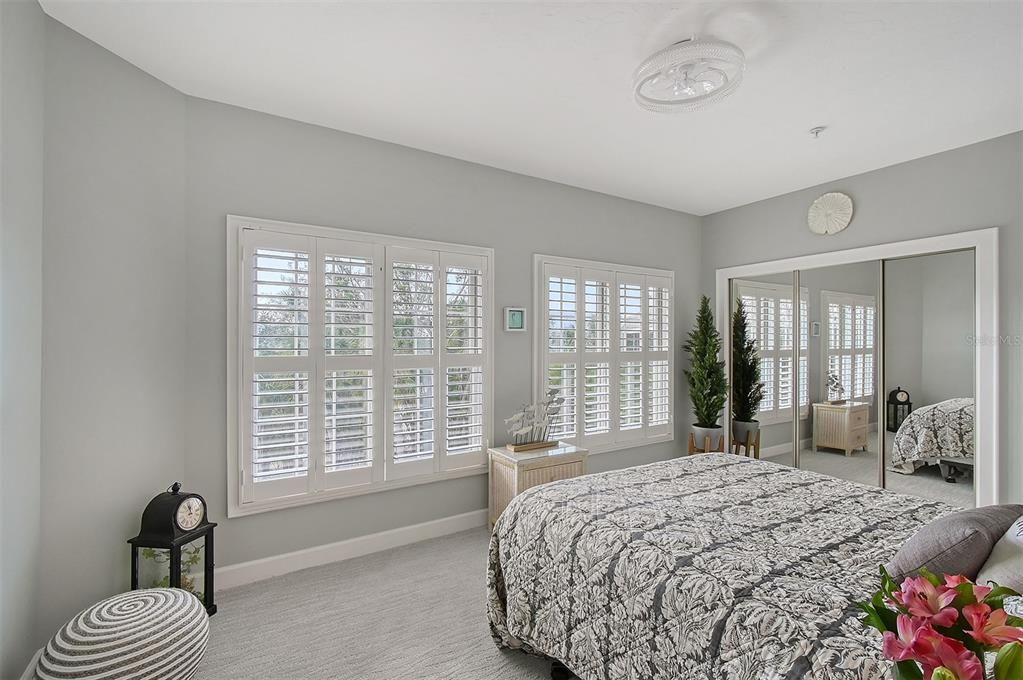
left=129, top=482, right=217, bottom=615
left=886, top=386, right=913, bottom=433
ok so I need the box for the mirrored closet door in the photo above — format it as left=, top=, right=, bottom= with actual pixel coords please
left=729, top=272, right=799, bottom=468
left=796, top=261, right=880, bottom=487
left=883, top=250, right=976, bottom=507
left=725, top=247, right=979, bottom=507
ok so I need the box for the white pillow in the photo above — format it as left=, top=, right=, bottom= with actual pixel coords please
left=977, top=513, right=1023, bottom=594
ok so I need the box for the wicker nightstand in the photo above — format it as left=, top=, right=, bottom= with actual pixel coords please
left=488, top=443, right=589, bottom=527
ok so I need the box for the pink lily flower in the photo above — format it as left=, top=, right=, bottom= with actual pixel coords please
left=882, top=614, right=930, bottom=662
left=943, top=574, right=992, bottom=602
left=915, top=628, right=984, bottom=680
left=962, top=603, right=1023, bottom=647
left=892, top=576, right=959, bottom=628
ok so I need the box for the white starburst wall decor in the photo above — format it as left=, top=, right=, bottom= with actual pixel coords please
left=808, top=192, right=854, bottom=235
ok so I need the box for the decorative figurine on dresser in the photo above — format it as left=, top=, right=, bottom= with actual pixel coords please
left=503, top=388, right=565, bottom=451
left=129, top=482, right=217, bottom=615
left=489, top=393, right=587, bottom=527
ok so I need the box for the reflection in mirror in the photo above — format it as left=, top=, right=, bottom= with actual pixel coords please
left=797, top=262, right=880, bottom=486
left=883, top=250, right=975, bottom=507
left=730, top=272, right=798, bottom=468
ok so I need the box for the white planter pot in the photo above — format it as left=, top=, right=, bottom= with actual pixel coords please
left=691, top=424, right=724, bottom=451
left=732, top=419, right=760, bottom=444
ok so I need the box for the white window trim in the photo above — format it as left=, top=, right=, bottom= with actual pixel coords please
left=227, top=215, right=495, bottom=518
left=732, top=279, right=810, bottom=426
left=532, top=254, right=675, bottom=455
left=820, top=290, right=877, bottom=401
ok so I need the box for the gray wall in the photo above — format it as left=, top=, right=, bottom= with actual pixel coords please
left=885, top=250, right=975, bottom=407
left=919, top=251, right=975, bottom=405
left=38, top=20, right=187, bottom=640
left=703, top=132, right=1023, bottom=503
left=31, top=18, right=702, bottom=647
left=0, top=0, right=45, bottom=675
left=184, top=97, right=702, bottom=566
left=884, top=257, right=926, bottom=401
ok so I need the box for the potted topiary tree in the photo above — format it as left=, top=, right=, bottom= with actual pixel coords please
left=731, top=298, right=764, bottom=445
left=683, top=295, right=728, bottom=451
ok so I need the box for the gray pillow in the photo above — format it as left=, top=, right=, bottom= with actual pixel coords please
left=886, top=504, right=1023, bottom=580
left=976, top=512, right=1023, bottom=593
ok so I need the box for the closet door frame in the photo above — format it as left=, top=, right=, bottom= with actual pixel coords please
left=716, top=228, right=999, bottom=507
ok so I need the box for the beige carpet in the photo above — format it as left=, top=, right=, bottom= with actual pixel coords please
left=194, top=528, right=549, bottom=680
left=764, top=432, right=974, bottom=507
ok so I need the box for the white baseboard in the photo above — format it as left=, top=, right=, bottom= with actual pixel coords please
left=21, top=649, right=42, bottom=680
left=760, top=438, right=813, bottom=459
left=761, top=423, right=881, bottom=460
left=215, top=508, right=488, bottom=591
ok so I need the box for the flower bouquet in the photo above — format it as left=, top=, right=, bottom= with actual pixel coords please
left=859, top=567, right=1023, bottom=680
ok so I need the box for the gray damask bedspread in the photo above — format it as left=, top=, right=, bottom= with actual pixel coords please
left=891, top=398, right=974, bottom=469
left=487, top=453, right=950, bottom=680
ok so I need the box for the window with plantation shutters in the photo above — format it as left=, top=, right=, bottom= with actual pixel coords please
left=733, top=280, right=809, bottom=425
left=822, top=291, right=876, bottom=401
left=232, top=218, right=492, bottom=515
left=537, top=256, right=673, bottom=452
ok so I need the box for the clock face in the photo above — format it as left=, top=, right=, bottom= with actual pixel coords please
left=897, top=391, right=909, bottom=403
left=176, top=496, right=204, bottom=531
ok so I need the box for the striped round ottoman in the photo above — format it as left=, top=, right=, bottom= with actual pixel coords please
left=35, top=588, right=209, bottom=680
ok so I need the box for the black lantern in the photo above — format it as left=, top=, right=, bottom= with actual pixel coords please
left=887, top=386, right=913, bottom=432
left=129, top=482, right=217, bottom=615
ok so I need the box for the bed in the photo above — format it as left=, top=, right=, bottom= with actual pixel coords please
left=890, top=397, right=974, bottom=474
left=487, top=453, right=949, bottom=680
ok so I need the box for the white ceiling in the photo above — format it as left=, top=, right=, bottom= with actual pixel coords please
left=40, top=1, right=1022, bottom=216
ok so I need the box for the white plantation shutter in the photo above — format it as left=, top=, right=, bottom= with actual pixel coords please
left=616, top=273, right=645, bottom=441
left=545, top=266, right=580, bottom=439
left=733, top=280, right=809, bottom=424
left=446, top=366, right=483, bottom=453
left=235, top=221, right=492, bottom=511
left=547, top=363, right=578, bottom=438
left=582, top=276, right=612, bottom=439
left=386, top=247, right=439, bottom=479
left=539, top=258, right=673, bottom=451
left=318, top=238, right=381, bottom=492
left=583, top=363, right=611, bottom=436
left=323, top=370, right=373, bottom=473
left=440, top=253, right=488, bottom=470
left=646, top=278, right=671, bottom=435
left=243, top=232, right=315, bottom=501
left=823, top=291, right=876, bottom=400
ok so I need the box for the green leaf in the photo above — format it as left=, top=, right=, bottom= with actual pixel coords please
left=953, top=582, right=978, bottom=608
left=994, top=641, right=1023, bottom=680
left=857, top=601, right=887, bottom=633
left=880, top=565, right=900, bottom=598
left=930, top=668, right=957, bottom=680
left=730, top=298, right=764, bottom=422
left=893, top=660, right=924, bottom=680
left=683, top=296, right=728, bottom=428
left=984, top=586, right=1021, bottom=609
left=918, top=568, right=942, bottom=588
left=871, top=592, right=898, bottom=631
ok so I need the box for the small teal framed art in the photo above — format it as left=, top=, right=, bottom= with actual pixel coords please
left=504, top=307, right=526, bottom=332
